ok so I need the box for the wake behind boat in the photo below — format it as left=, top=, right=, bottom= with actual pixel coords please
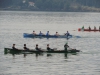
left=23, top=33, right=80, bottom=39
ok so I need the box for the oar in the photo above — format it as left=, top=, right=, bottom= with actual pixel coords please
left=72, top=35, right=81, bottom=38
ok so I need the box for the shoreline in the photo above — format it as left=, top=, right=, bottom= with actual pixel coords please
left=0, top=8, right=100, bottom=12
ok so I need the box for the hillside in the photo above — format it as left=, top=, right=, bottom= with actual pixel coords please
left=0, top=0, right=100, bottom=12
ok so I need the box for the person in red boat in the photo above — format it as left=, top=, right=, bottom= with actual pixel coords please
left=89, top=26, right=91, bottom=30
left=81, top=26, right=84, bottom=31
left=33, top=31, right=37, bottom=35
left=94, top=26, right=96, bottom=30
left=39, top=31, right=45, bottom=35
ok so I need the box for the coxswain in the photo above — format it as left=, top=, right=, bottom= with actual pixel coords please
left=64, top=43, right=69, bottom=51
left=81, top=26, right=84, bottom=30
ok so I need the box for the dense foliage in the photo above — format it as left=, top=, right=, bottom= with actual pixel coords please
left=0, top=0, right=100, bottom=11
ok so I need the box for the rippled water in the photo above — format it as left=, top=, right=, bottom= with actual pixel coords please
left=0, top=11, right=100, bottom=75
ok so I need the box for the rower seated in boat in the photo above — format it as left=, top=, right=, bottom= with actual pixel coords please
left=65, top=31, right=70, bottom=36
left=12, top=44, right=18, bottom=50
left=64, top=43, right=69, bottom=51
left=35, top=44, right=43, bottom=52
left=33, top=31, right=37, bottom=35
left=89, top=26, right=91, bottom=30
left=47, top=44, right=54, bottom=51
left=23, top=44, right=29, bottom=50
left=39, top=31, right=45, bottom=36
left=46, top=31, right=50, bottom=36
left=81, top=26, right=84, bottom=30
left=55, top=32, right=59, bottom=36
left=94, top=26, right=96, bottom=30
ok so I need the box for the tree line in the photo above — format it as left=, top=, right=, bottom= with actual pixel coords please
left=0, top=0, right=100, bottom=11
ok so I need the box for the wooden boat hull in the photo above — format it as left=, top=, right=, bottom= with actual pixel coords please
left=4, top=48, right=80, bottom=54
left=23, top=33, right=81, bottom=38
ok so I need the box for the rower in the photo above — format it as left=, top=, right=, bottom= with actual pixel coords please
left=65, top=31, right=70, bottom=37
left=33, top=31, right=36, bottom=35
left=94, top=26, right=96, bottom=30
left=35, top=44, right=43, bottom=52
left=55, top=32, right=59, bottom=36
left=64, top=43, right=69, bottom=51
left=46, top=31, right=49, bottom=36
left=47, top=44, right=54, bottom=51
left=89, top=26, right=91, bottom=30
left=39, top=31, right=44, bottom=36
left=23, top=44, right=29, bottom=50
left=12, top=44, right=18, bottom=50
left=81, top=26, right=84, bottom=30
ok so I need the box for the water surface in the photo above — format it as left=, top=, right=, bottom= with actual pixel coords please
left=0, top=11, right=100, bottom=75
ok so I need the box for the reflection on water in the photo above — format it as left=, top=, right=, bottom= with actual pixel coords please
left=5, top=50, right=79, bottom=60
left=64, top=53, right=68, bottom=59
left=47, top=54, right=52, bottom=57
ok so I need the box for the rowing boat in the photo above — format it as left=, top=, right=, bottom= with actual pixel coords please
left=23, top=33, right=80, bottom=38
left=4, top=48, right=80, bottom=54
left=78, top=28, right=100, bottom=32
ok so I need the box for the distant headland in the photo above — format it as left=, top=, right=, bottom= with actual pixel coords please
left=0, top=0, right=100, bottom=12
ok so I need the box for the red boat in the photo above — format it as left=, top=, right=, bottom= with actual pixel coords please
left=78, top=28, right=100, bottom=32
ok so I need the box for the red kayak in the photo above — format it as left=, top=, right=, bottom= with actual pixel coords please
left=78, top=28, right=100, bottom=32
